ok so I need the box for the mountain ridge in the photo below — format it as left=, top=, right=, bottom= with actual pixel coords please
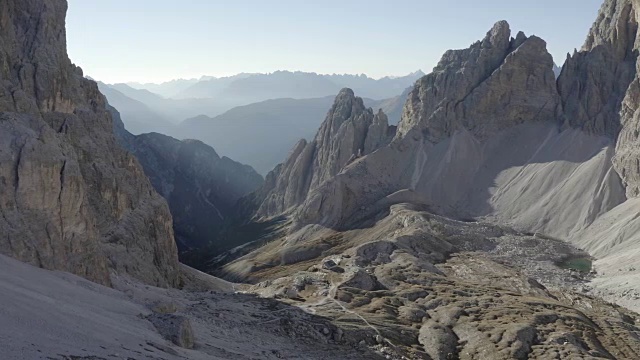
left=124, top=70, right=424, bottom=102
left=234, top=10, right=640, bottom=318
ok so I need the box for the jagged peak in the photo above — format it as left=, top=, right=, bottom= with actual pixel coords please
left=331, top=88, right=366, bottom=109
left=318, top=88, right=371, bottom=137
left=511, top=30, right=528, bottom=49
left=486, top=20, right=511, bottom=44
left=374, top=108, right=389, bottom=123
left=336, top=88, right=356, bottom=98
left=583, top=0, right=639, bottom=55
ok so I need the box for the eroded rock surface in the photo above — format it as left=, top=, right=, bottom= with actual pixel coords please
left=398, top=21, right=560, bottom=142
left=284, top=22, right=603, bottom=233
left=253, top=89, right=395, bottom=218
left=0, top=0, right=180, bottom=287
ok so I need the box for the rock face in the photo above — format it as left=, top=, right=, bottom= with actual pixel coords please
left=398, top=21, right=560, bottom=142
left=246, top=17, right=627, bottom=249
left=113, top=108, right=263, bottom=253
left=253, top=89, right=395, bottom=217
left=0, top=0, right=180, bottom=287
left=274, top=22, right=569, bottom=231
left=582, top=0, right=640, bottom=197
left=558, top=0, right=638, bottom=140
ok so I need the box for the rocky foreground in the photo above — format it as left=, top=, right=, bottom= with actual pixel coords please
left=4, top=205, right=639, bottom=359
left=0, top=253, right=383, bottom=360
left=222, top=205, right=640, bottom=359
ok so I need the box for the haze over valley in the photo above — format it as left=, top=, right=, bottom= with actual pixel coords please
left=4, top=0, right=640, bottom=359
left=97, top=71, right=420, bottom=173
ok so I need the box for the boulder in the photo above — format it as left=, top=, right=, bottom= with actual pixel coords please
left=147, top=314, right=195, bottom=349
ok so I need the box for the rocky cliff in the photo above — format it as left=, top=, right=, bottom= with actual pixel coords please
left=585, top=0, right=640, bottom=197
left=555, top=0, right=640, bottom=199
left=112, top=107, right=263, bottom=253
left=0, top=0, right=180, bottom=287
left=251, top=22, right=592, bottom=233
left=558, top=0, right=638, bottom=142
left=398, top=21, right=560, bottom=142
left=253, top=89, right=395, bottom=217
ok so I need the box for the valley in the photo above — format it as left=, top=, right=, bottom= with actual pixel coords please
left=1, top=0, right=640, bottom=359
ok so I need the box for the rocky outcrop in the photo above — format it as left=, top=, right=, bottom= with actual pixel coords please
left=364, top=110, right=394, bottom=154
left=583, top=0, right=640, bottom=197
left=253, top=89, right=394, bottom=218
left=0, top=0, right=180, bottom=287
left=112, top=108, right=263, bottom=252
left=244, top=22, right=629, bottom=241
left=147, top=313, right=195, bottom=349
left=562, top=0, right=640, bottom=199
left=557, top=0, right=638, bottom=140
left=398, top=21, right=560, bottom=142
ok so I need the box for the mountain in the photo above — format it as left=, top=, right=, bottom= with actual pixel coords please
left=113, top=107, right=263, bottom=255
left=96, top=81, right=175, bottom=134
left=110, top=82, right=168, bottom=105
left=366, top=86, right=412, bottom=125
left=552, top=63, right=562, bottom=78
left=99, top=77, right=413, bottom=148
left=173, top=73, right=256, bottom=99
left=326, top=71, right=425, bottom=99
left=177, top=95, right=408, bottom=175
left=0, top=0, right=180, bottom=287
left=250, top=22, right=572, bottom=226
left=99, top=82, right=244, bottom=126
left=235, top=9, right=640, bottom=309
left=127, top=78, right=199, bottom=98
left=172, top=70, right=424, bottom=102
left=220, top=13, right=640, bottom=356
left=246, top=89, right=396, bottom=217
left=4, top=0, right=640, bottom=359
left=179, top=97, right=337, bottom=174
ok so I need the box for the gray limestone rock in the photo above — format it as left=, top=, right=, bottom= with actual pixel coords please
left=398, top=21, right=560, bottom=143
left=0, top=0, right=180, bottom=287
left=251, top=89, right=394, bottom=218
left=418, top=322, right=459, bottom=360
left=583, top=0, right=640, bottom=197
left=558, top=0, right=638, bottom=140
left=286, top=21, right=562, bottom=230
left=147, top=313, right=195, bottom=349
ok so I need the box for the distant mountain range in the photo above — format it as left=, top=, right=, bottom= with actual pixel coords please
left=126, top=70, right=424, bottom=101
left=97, top=82, right=175, bottom=135
left=178, top=97, right=336, bottom=174
left=112, top=107, right=263, bottom=254
left=176, top=92, right=409, bottom=174
left=126, top=78, right=199, bottom=98
left=97, top=82, right=243, bottom=128
left=100, top=73, right=416, bottom=174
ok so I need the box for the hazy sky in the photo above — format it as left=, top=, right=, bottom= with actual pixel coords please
left=66, top=0, right=603, bottom=84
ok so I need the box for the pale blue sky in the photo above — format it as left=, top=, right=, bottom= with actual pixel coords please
left=66, top=0, right=603, bottom=84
